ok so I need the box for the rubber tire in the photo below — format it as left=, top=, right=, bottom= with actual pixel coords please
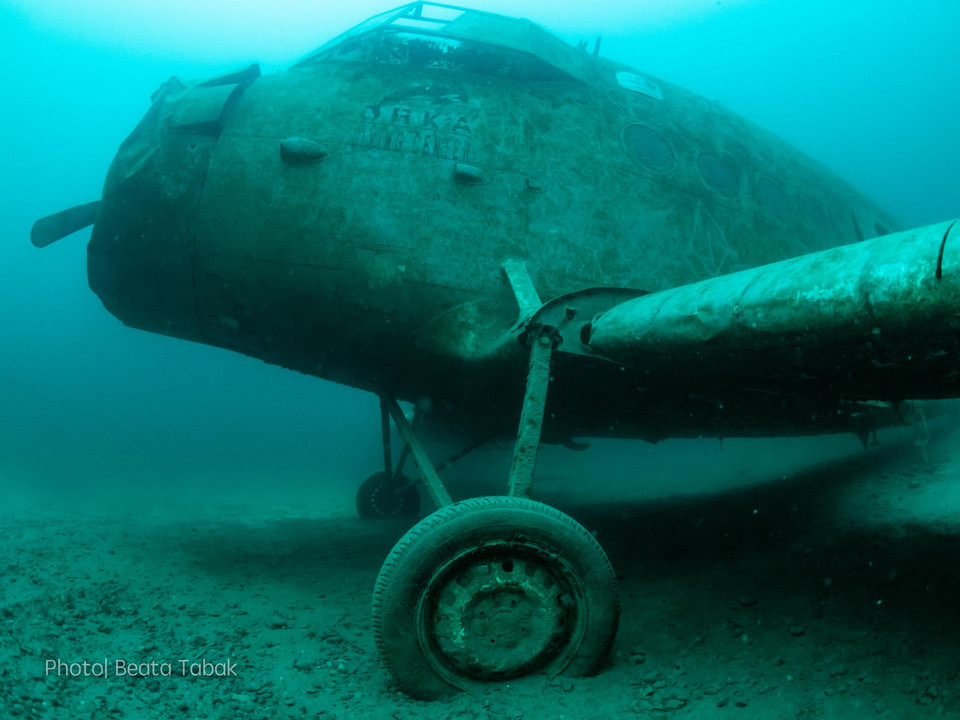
left=356, top=472, right=421, bottom=519
left=372, top=496, right=620, bottom=699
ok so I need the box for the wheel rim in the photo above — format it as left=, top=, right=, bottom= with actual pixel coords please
left=419, top=542, right=581, bottom=681
left=358, top=472, right=419, bottom=518
left=368, top=482, right=410, bottom=516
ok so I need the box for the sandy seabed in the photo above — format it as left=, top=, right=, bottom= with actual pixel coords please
left=3, top=424, right=960, bottom=720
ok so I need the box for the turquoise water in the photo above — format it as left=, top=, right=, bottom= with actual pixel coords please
left=2, top=1, right=957, bottom=497
left=2, top=3, right=960, bottom=717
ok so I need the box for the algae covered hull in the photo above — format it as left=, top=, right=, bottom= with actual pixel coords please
left=587, top=220, right=960, bottom=402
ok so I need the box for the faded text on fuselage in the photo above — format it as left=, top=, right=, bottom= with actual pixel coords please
left=352, top=104, right=472, bottom=161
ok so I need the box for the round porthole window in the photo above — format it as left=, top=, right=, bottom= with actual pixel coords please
left=697, top=152, right=740, bottom=198
left=622, top=123, right=675, bottom=172
left=756, top=177, right=791, bottom=219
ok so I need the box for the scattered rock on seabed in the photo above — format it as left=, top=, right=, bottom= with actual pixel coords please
left=4, top=454, right=960, bottom=720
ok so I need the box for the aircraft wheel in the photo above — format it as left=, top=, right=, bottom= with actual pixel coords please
left=356, top=472, right=420, bottom=519
left=372, top=496, right=620, bottom=699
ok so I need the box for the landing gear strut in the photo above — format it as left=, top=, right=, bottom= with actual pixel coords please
left=368, top=263, right=620, bottom=698
left=354, top=398, right=422, bottom=519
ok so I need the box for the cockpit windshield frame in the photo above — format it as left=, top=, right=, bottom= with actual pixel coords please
left=292, top=1, right=588, bottom=84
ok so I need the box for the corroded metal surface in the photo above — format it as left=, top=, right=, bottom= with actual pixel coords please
left=587, top=220, right=960, bottom=400
left=507, top=330, right=554, bottom=499
left=384, top=396, right=453, bottom=508
left=430, top=552, right=573, bottom=678
left=76, top=3, right=949, bottom=441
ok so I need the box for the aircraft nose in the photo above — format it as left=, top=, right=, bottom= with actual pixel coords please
left=87, top=66, right=260, bottom=342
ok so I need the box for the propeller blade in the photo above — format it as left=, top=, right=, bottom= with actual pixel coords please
left=31, top=200, right=100, bottom=248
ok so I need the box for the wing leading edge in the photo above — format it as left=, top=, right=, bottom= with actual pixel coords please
left=579, top=219, right=960, bottom=403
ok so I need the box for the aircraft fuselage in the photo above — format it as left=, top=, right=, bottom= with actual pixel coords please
left=86, top=5, right=901, bottom=441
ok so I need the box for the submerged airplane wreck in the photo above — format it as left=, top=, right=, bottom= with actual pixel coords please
left=33, top=1, right=960, bottom=699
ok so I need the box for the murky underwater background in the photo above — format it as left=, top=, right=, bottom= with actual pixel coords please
left=2, top=2, right=960, bottom=718
left=2, top=0, right=958, bottom=508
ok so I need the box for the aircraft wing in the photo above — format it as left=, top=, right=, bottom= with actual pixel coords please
left=421, top=219, right=960, bottom=441
left=570, top=219, right=960, bottom=403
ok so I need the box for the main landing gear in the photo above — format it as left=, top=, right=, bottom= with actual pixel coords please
left=355, top=399, right=422, bottom=519
left=363, top=316, right=621, bottom=699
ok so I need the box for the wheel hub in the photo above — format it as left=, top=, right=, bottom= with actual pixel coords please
left=428, top=553, right=574, bottom=679
left=357, top=472, right=419, bottom=518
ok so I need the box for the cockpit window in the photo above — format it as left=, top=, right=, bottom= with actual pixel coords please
left=372, top=31, right=572, bottom=81
left=391, top=4, right=465, bottom=29
left=296, top=2, right=580, bottom=83
left=756, top=177, right=791, bottom=218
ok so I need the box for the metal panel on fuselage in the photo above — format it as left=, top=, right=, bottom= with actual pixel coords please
left=189, top=52, right=899, bottom=435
